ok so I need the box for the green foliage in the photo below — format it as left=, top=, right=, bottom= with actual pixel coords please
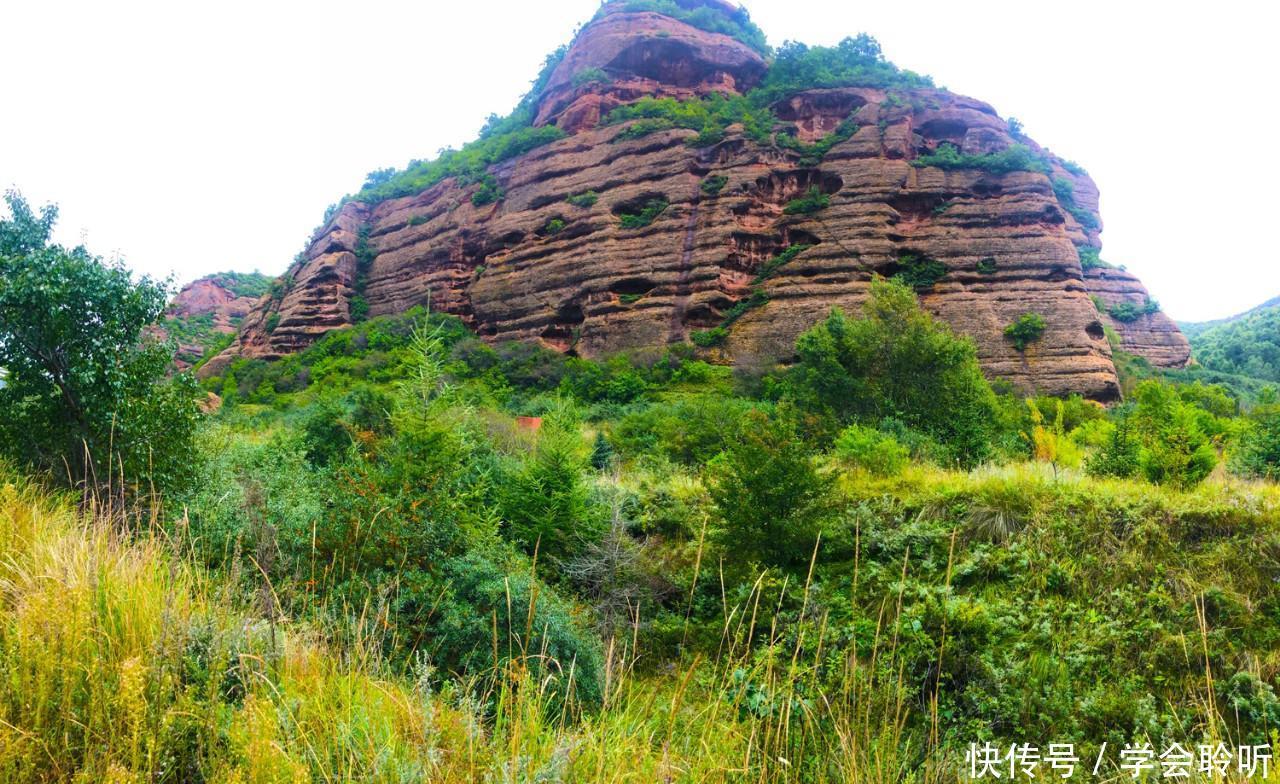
left=0, top=190, right=200, bottom=492
left=599, top=0, right=769, bottom=55
left=709, top=409, right=832, bottom=567
left=789, top=277, right=998, bottom=466
left=782, top=186, right=830, bottom=215
left=833, top=424, right=909, bottom=475
left=1186, top=299, right=1280, bottom=383
left=498, top=412, right=601, bottom=562
left=912, top=143, right=1049, bottom=175
left=351, top=124, right=564, bottom=206
left=1060, top=159, right=1088, bottom=176
left=406, top=214, right=429, bottom=226
left=571, top=67, right=610, bottom=87
left=264, top=312, right=282, bottom=333
left=605, top=94, right=776, bottom=146
left=1229, top=405, right=1280, bottom=480
left=616, top=197, right=669, bottom=229
left=752, top=35, right=933, bottom=106
left=543, top=217, right=567, bottom=235
left=1077, top=245, right=1112, bottom=271
left=753, top=243, right=812, bottom=283
left=1107, top=298, right=1160, bottom=322
left=690, top=327, right=727, bottom=348
left=976, top=257, right=997, bottom=275
left=892, top=253, right=947, bottom=291
left=774, top=119, right=859, bottom=165
left=1051, top=175, right=1100, bottom=230
left=700, top=175, right=728, bottom=197
left=470, top=174, right=504, bottom=206
left=1125, top=381, right=1219, bottom=487
left=1004, top=312, right=1047, bottom=351
left=565, top=190, right=599, bottom=208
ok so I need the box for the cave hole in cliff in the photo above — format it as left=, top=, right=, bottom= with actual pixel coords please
left=748, top=169, right=843, bottom=207
left=607, top=39, right=718, bottom=88
left=773, top=92, right=867, bottom=124
left=970, top=179, right=1003, bottom=198
left=887, top=194, right=952, bottom=223
left=610, top=277, right=657, bottom=297
left=1086, top=321, right=1106, bottom=340
left=916, top=119, right=970, bottom=146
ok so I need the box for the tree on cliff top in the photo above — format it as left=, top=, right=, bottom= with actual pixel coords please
left=0, top=190, right=199, bottom=493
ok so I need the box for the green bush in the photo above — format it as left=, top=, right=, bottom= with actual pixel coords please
left=1107, top=298, right=1160, bottom=322
left=976, top=257, right=997, bottom=275
left=709, top=409, right=832, bottom=568
left=571, top=67, right=610, bottom=87
left=690, top=327, right=728, bottom=347
left=616, top=197, right=669, bottom=229
left=1004, top=312, right=1047, bottom=351
left=789, top=277, right=998, bottom=466
left=912, top=143, right=1049, bottom=175
left=782, top=186, right=831, bottom=215
left=833, top=424, right=909, bottom=475
left=752, top=35, right=933, bottom=105
left=1229, top=406, right=1280, bottom=480
left=753, top=243, right=812, bottom=283
left=566, top=190, right=599, bottom=208
left=605, top=94, right=776, bottom=146
left=700, top=175, right=728, bottom=197
left=471, top=174, right=504, bottom=206
left=892, top=253, right=947, bottom=291
left=544, top=217, right=567, bottom=235
left=1130, top=381, right=1219, bottom=487
left=497, top=413, right=602, bottom=562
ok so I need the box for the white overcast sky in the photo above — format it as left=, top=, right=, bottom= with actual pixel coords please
left=3, top=0, right=1276, bottom=322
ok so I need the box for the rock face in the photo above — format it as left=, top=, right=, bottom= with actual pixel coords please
left=202, top=1, right=1188, bottom=401
left=1085, top=266, right=1192, bottom=368
left=162, top=273, right=269, bottom=368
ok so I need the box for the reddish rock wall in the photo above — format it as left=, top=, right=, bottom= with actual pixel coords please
left=202, top=3, right=1188, bottom=402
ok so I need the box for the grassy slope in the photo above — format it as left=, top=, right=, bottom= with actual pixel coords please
left=3, top=457, right=1280, bottom=781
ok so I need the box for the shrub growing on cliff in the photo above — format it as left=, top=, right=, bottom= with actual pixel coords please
left=0, top=191, right=200, bottom=492
left=1108, top=298, right=1160, bottom=322
left=892, top=253, right=947, bottom=291
left=566, top=190, right=599, bottom=208
left=912, top=142, right=1049, bottom=175
left=782, top=186, right=831, bottom=215
left=1004, top=312, right=1047, bottom=351
left=752, top=36, right=933, bottom=105
left=616, top=197, right=669, bottom=229
left=788, top=277, right=998, bottom=465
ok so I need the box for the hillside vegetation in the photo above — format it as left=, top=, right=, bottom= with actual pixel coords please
left=1185, top=299, right=1280, bottom=383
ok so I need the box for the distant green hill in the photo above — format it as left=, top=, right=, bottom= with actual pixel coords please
left=1180, top=297, right=1280, bottom=383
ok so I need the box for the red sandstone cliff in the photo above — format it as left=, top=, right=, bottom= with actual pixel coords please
left=202, top=2, right=1188, bottom=401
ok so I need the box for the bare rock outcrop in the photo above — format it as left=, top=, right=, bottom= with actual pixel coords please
left=202, top=1, right=1188, bottom=402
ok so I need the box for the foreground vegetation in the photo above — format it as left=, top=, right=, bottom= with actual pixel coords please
left=6, top=197, right=1280, bottom=779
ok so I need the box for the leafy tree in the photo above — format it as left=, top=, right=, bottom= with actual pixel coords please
left=709, top=409, right=832, bottom=568
left=789, top=277, right=998, bottom=466
left=1129, top=381, right=1218, bottom=487
left=1229, top=404, right=1280, bottom=480
left=0, top=191, right=199, bottom=492
left=498, top=409, right=601, bottom=562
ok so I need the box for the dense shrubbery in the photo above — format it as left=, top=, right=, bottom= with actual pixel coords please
left=782, top=186, right=831, bottom=215
left=0, top=191, right=199, bottom=493
left=1108, top=297, right=1161, bottom=322
left=597, top=0, right=769, bottom=54
left=912, top=142, right=1049, bottom=174
left=752, top=35, right=933, bottom=105
left=788, top=277, right=998, bottom=466
left=1186, top=299, right=1280, bottom=382
left=606, top=94, right=775, bottom=145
